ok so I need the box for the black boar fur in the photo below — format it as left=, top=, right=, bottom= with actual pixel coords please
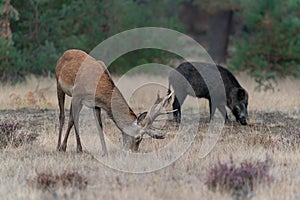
left=168, top=62, right=248, bottom=125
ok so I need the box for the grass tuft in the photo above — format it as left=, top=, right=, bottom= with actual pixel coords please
left=0, top=120, right=38, bottom=148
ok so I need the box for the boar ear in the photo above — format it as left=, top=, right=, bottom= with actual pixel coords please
left=237, top=88, right=247, bottom=101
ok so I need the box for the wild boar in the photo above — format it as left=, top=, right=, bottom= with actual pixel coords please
left=168, top=62, right=248, bottom=125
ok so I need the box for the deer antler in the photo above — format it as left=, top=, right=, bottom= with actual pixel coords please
left=136, top=91, right=177, bottom=139
left=143, top=91, right=176, bottom=128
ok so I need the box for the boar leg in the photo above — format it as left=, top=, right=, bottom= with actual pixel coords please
left=208, top=99, right=216, bottom=121
left=218, top=105, right=231, bottom=124
left=172, top=92, right=187, bottom=123
left=172, top=95, right=182, bottom=123
left=209, top=100, right=230, bottom=123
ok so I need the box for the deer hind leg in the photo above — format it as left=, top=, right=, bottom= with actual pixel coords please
left=57, top=86, right=65, bottom=150
left=71, top=98, right=83, bottom=153
left=94, top=107, right=108, bottom=156
left=59, top=104, right=74, bottom=152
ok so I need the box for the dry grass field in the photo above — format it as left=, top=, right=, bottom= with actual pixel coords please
left=0, top=74, right=299, bottom=200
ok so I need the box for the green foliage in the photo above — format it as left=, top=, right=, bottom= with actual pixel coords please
left=109, top=49, right=181, bottom=75
left=0, top=0, right=19, bottom=20
left=0, top=0, right=182, bottom=81
left=2, top=0, right=299, bottom=88
left=97, top=0, right=183, bottom=73
left=0, top=38, right=24, bottom=81
left=10, top=0, right=107, bottom=76
left=192, top=0, right=240, bottom=13
left=0, top=0, right=25, bottom=82
left=230, top=0, right=300, bottom=91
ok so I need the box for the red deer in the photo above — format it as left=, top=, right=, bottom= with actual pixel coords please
left=56, top=49, right=172, bottom=156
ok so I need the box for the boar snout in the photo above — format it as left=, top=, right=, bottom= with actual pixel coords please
left=238, top=117, right=247, bottom=125
left=233, top=105, right=248, bottom=125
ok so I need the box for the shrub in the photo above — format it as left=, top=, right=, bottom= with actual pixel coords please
left=28, top=170, right=88, bottom=191
left=0, top=38, right=26, bottom=82
left=60, top=170, right=89, bottom=189
left=0, top=120, right=38, bottom=148
left=230, top=0, right=300, bottom=90
left=205, top=156, right=273, bottom=198
left=33, top=171, right=59, bottom=190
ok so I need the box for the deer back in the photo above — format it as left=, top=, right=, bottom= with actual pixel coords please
left=56, top=49, right=137, bottom=125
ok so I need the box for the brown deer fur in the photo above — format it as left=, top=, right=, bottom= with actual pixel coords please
left=56, top=49, right=167, bottom=155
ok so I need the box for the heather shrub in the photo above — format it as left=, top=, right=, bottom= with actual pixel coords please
left=60, top=170, right=89, bottom=189
left=205, top=156, right=273, bottom=198
left=28, top=170, right=88, bottom=191
left=33, top=171, right=59, bottom=191
left=0, top=120, right=37, bottom=148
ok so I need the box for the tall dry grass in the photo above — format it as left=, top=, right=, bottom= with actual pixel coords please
left=0, top=74, right=299, bottom=200
left=1, top=73, right=299, bottom=111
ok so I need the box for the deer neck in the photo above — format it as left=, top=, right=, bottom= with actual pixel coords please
left=97, top=85, right=137, bottom=133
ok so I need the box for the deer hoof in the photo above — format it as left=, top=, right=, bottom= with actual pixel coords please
left=101, top=151, right=108, bottom=157
left=58, top=144, right=67, bottom=152
left=77, top=146, right=83, bottom=153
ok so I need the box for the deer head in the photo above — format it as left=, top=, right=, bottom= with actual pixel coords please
left=121, top=91, right=175, bottom=152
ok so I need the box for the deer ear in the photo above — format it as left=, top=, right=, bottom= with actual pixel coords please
left=137, top=111, right=147, bottom=125
left=237, top=88, right=247, bottom=101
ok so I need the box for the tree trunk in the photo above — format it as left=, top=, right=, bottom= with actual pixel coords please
left=209, top=10, right=233, bottom=64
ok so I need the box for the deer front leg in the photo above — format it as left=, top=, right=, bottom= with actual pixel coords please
left=94, top=107, right=108, bottom=156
